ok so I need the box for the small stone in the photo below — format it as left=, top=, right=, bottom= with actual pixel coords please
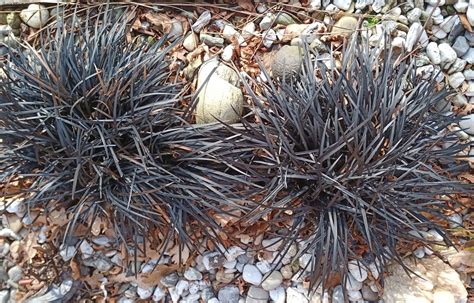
left=247, top=286, right=269, bottom=302
left=432, top=26, right=447, bottom=39
left=333, top=0, right=352, bottom=10
left=79, top=240, right=94, bottom=258
left=7, top=266, right=22, bottom=282
left=275, top=13, right=296, bottom=26
left=200, top=33, right=224, bottom=47
left=453, top=36, right=470, bottom=57
left=459, top=114, right=474, bottom=135
left=271, top=45, right=303, bottom=79
left=269, top=286, right=286, bottom=303
left=439, top=15, right=459, bottom=33
left=332, top=285, right=344, bottom=303
left=0, top=290, right=9, bottom=303
left=280, top=265, right=293, bottom=279
left=426, top=42, right=441, bottom=64
left=454, top=1, right=469, bottom=13
left=169, top=288, right=180, bottom=303
left=243, top=264, right=263, bottom=286
left=287, top=287, right=308, bottom=303
left=208, top=298, right=219, bottom=303
left=184, top=267, right=202, bottom=281
left=447, top=58, right=467, bottom=74
left=433, top=290, right=455, bottom=303
left=176, top=280, right=189, bottom=296
left=368, top=262, right=380, bottom=279
left=192, top=11, right=211, bottom=33
left=438, top=43, right=458, bottom=68
left=405, top=22, right=428, bottom=51
left=345, top=273, right=363, bottom=291
left=218, top=286, right=240, bottom=303
left=468, top=0, right=474, bottom=27
left=262, top=29, right=277, bottom=48
left=201, top=288, right=215, bottom=301
left=137, top=287, right=153, bottom=300
left=462, top=48, right=474, bottom=64
left=242, top=22, right=256, bottom=39
left=414, top=247, right=426, bottom=259
left=348, top=261, right=368, bottom=282
left=59, top=245, right=76, bottom=261
left=0, top=228, right=20, bottom=241
left=222, top=45, right=234, bottom=62
left=332, top=16, right=358, bottom=35
left=183, top=33, right=198, bottom=52
left=448, top=213, right=463, bottom=227
left=92, top=256, right=113, bottom=272
left=225, top=246, right=245, bottom=262
left=160, top=272, right=179, bottom=287
left=407, top=8, right=422, bottom=23
left=20, top=4, right=49, bottom=29
left=348, top=290, right=362, bottom=301
left=464, top=69, right=474, bottom=80
left=224, top=260, right=237, bottom=269
left=262, top=271, right=283, bottom=290
left=216, top=270, right=234, bottom=284
left=260, top=14, right=274, bottom=30
left=6, top=200, right=25, bottom=216
left=448, top=72, right=465, bottom=88
left=256, top=261, right=272, bottom=275
left=223, top=25, right=244, bottom=45
left=372, top=0, right=386, bottom=12
left=362, top=285, right=379, bottom=301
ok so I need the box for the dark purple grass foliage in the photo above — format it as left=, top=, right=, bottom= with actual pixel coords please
left=227, top=36, right=472, bottom=289
left=0, top=8, right=258, bottom=256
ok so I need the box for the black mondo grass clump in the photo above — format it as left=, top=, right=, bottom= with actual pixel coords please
left=230, top=37, right=473, bottom=290
left=0, top=8, right=257, bottom=256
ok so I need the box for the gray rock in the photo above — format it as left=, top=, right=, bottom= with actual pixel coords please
left=7, top=266, right=22, bottom=282
left=20, top=4, right=49, bottom=29
left=262, top=29, right=277, bottom=48
left=200, top=33, right=224, bottom=47
left=0, top=290, right=9, bottom=303
left=225, top=246, right=245, bottom=262
left=348, top=261, right=368, bottom=282
left=448, top=23, right=465, bottom=42
left=243, top=264, right=263, bottom=286
left=0, top=268, right=7, bottom=283
left=454, top=1, right=469, bottom=13
left=161, top=272, right=179, bottom=287
left=462, top=48, right=474, bottom=64
left=448, top=72, right=465, bottom=88
left=405, top=22, right=428, bottom=51
left=372, top=0, right=386, bottom=12
left=333, top=0, right=352, bottom=10
left=184, top=267, right=202, bottom=281
left=362, top=285, right=379, bottom=301
left=332, top=16, right=358, bottom=35
left=247, top=286, right=269, bottom=303
left=356, top=0, right=373, bottom=9
left=332, top=285, right=344, bottom=303
left=260, top=14, right=274, bottom=30
left=407, top=8, right=422, bottom=23
left=438, top=43, right=458, bottom=68
left=192, top=11, right=211, bottom=33
left=271, top=45, right=303, bottom=79
left=453, top=36, right=470, bottom=57
left=218, top=286, right=240, bottom=303
left=447, top=58, right=467, bottom=74
left=383, top=257, right=468, bottom=303
left=261, top=271, right=283, bottom=290
left=275, top=13, right=296, bottom=26
left=464, top=69, right=474, bottom=80
left=269, top=286, right=286, bottom=303
left=459, top=114, right=474, bottom=135
left=183, top=33, right=198, bottom=52
left=286, top=287, right=308, bottom=303
left=345, top=273, right=363, bottom=291
left=468, top=0, right=474, bottom=27
left=439, top=15, right=459, bottom=33
left=201, top=288, right=215, bottom=301
left=426, top=42, right=441, bottom=64
left=452, top=94, right=469, bottom=107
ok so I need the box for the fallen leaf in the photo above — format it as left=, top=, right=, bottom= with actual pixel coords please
left=145, top=12, right=173, bottom=33
left=237, top=0, right=255, bottom=11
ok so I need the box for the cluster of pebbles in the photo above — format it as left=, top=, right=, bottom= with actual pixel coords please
left=0, top=1, right=473, bottom=302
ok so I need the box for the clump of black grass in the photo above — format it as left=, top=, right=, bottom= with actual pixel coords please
left=0, top=7, right=258, bottom=258
left=229, top=35, right=473, bottom=290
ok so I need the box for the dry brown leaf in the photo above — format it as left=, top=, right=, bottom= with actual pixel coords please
left=460, top=14, right=473, bottom=33
left=237, top=0, right=255, bottom=12
left=145, top=12, right=173, bottom=33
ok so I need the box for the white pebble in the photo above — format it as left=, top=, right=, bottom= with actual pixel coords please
left=243, top=264, right=263, bottom=285
left=221, top=45, right=234, bottom=62
left=137, top=286, right=153, bottom=300
left=256, top=261, right=272, bottom=275
left=448, top=213, right=463, bottom=228
left=345, top=273, right=363, bottom=291
left=176, top=280, right=189, bottom=296
left=286, top=287, right=308, bottom=303
left=184, top=267, right=202, bottom=281
left=59, top=245, right=76, bottom=261
left=426, top=42, right=441, bottom=65
left=270, top=286, right=286, bottom=303
left=348, top=261, right=368, bottom=282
